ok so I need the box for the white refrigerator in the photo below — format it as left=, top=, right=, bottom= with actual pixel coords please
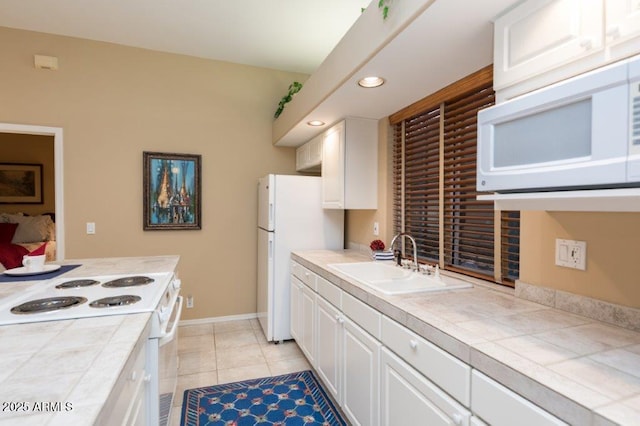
left=257, top=174, right=344, bottom=342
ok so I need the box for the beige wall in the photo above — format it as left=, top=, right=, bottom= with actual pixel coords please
left=0, top=133, right=55, bottom=215
left=520, top=211, right=640, bottom=308
left=347, top=123, right=640, bottom=310
left=0, top=26, right=307, bottom=320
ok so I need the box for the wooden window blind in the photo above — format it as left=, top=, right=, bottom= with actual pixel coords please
left=501, top=210, right=520, bottom=283
left=443, top=83, right=495, bottom=279
left=392, top=66, right=519, bottom=286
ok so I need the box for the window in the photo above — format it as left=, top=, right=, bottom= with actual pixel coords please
left=390, top=66, right=519, bottom=286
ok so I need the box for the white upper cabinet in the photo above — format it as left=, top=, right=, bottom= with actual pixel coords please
left=494, top=0, right=640, bottom=101
left=296, top=135, right=322, bottom=173
left=494, top=0, right=604, bottom=100
left=321, top=117, right=378, bottom=210
left=605, top=0, right=640, bottom=61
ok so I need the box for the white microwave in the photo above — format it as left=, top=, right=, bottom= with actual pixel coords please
left=477, top=54, right=640, bottom=193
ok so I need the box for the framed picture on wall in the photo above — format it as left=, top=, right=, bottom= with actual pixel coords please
left=0, top=163, right=43, bottom=204
left=143, top=151, right=202, bottom=230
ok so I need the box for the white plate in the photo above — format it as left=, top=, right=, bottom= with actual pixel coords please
left=3, top=264, right=61, bottom=276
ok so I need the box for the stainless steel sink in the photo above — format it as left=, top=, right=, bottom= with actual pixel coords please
left=327, top=262, right=472, bottom=295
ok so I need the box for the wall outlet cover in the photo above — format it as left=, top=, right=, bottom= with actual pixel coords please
left=555, top=239, right=587, bottom=271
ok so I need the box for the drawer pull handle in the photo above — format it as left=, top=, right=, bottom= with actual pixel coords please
left=606, top=25, right=620, bottom=39
left=338, top=317, right=345, bottom=325
left=452, top=413, right=463, bottom=425
left=579, top=37, right=593, bottom=50
left=409, top=340, right=418, bottom=350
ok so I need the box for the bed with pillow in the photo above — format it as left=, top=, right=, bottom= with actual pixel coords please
left=0, top=213, right=56, bottom=272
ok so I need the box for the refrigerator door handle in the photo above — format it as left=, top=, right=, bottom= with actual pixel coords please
left=269, top=203, right=274, bottom=229
left=268, top=235, right=274, bottom=259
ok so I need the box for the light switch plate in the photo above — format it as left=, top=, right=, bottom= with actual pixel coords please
left=555, top=239, right=586, bottom=270
left=86, top=222, right=96, bottom=235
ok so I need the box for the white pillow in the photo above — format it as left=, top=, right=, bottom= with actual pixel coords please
left=9, top=215, right=54, bottom=243
left=0, top=212, right=24, bottom=223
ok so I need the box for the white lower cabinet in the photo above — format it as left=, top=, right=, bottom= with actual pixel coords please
left=291, top=262, right=566, bottom=426
left=300, top=284, right=316, bottom=365
left=471, top=370, right=567, bottom=426
left=342, top=317, right=381, bottom=426
left=315, top=296, right=342, bottom=401
left=380, top=347, right=470, bottom=426
left=290, top=276, right=302, bottom=341
left=290, top=265, right=317, bottom=365
left=381, top=316, right=470, bottom=406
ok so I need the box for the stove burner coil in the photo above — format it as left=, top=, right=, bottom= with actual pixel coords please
left=102, top=276, right=154, bottom=288
left=55, top=279, right=100, bottom=289
left=89, top=295, right=142, bottom=308
left=10, top=297, right=88, bottom=314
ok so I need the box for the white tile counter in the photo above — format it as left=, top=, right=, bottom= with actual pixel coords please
left=0, top=255, right=180, bottom=425
left=292, top=249, right=640, bottom=426
left=0, top=314, right=150, bottom=425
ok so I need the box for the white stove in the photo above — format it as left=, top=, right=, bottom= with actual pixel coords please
left=0, top=269, right=182, bottom=426
left=0, top=272, right=176, bottom=325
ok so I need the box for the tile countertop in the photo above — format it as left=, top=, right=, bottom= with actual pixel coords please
left=0, top=255, right=180, bottom=425
left=292, top=249, right=640, bottom=426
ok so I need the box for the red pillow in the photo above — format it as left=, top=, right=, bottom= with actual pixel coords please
left=0, top=243, right=29, bottom=269
left=29, top=242, right=47, bottom=256
left=0, top=223, right=18, bottom=244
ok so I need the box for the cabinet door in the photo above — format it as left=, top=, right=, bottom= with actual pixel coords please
left=380, top=348, right=470, bottom=426
left=315, top=296, right=342, bottom=402
left=296, top=135, right=323, bottom=172
left=494, top=0, right=603, bottom=94
left=606, top=0, right=640, bottom=61
left=296, top=144, right=309, bottom=171
left=300, top=285, right=316, bottom=365
left=290, top=276, right=302, bottom=341
left=471, top=371, right=567, bottom=426
left=307, top=135, right=323, bottom=169
left=321, top=121, right=345, bottom=209
left=342, top=317, right=380, bottom=426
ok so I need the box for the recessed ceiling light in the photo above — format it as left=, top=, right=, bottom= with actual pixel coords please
left=358, top=76, right=385, bottom=88
left=307, top=120, right=325, bottom=127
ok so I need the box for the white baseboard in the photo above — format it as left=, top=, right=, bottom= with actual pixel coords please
left=178, top=312, right=258, bottom=327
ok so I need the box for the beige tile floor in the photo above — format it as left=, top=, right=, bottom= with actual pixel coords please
left=168, top=318, right=311, bottom=426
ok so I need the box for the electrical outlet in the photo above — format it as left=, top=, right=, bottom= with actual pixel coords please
left=186, top=295, right=194, bottom=308
left=555, top=239, right=587, bottom=271
left=373, top=222, right=379, bottom=236
left=86, top=222, right=96, bottom=234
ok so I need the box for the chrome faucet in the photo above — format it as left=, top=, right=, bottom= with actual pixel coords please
left=389, top=232, right=419, bottom=271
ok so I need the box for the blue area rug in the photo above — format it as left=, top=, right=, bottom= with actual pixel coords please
left=181, top=370, right=346, bottom=426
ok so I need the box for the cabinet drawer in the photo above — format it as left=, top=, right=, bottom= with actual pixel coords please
left=471, top=371, right=567, bottom=426
left=342, top=292, right=381, bottom=339
left=291, top=261, right=316, bottom=290
left=380, top=347, right=470, bottom=426
left=317, top=275, right=341, bottom=309
left=381, top=316, right=470, bottom=406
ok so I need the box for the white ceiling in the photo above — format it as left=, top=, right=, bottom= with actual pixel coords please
left=0, top=0, right=371, bottom=74
left=274, top=0, right=521, bottom=146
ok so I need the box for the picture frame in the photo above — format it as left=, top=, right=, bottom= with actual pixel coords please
left=143, top=152, right=202, bottom=230
left=0, top=163, right=43, bottom=204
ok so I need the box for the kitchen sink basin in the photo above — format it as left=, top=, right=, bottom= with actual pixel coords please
left=327, top=262, right=472, bottom=295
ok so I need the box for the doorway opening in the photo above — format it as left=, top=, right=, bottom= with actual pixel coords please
left=0, top=123, right=64, bottom=260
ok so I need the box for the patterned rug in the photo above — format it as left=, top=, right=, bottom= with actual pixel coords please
left=181, top=370, right=347, bottom=426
